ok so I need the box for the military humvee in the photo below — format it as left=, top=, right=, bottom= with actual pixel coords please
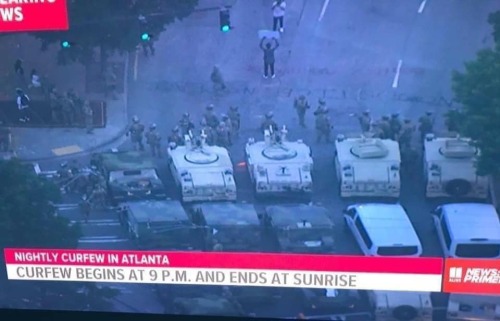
left=123, top=200, right=199, bottom=250
left=188, top=202, right=263, bottom=251
left=93, top=151, right=167, bottom=203
left=263, top=204, right=335, bottom=253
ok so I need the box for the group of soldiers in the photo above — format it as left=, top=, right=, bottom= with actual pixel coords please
left=48, top=87, right=94, bottom=134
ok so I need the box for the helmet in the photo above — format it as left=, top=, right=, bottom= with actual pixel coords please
left=200, top=118, right=207, bottom=126
left=183, top=112, right=189, bottom=118
left=172, top=126, right=179, bottom=132
left=363, top=109, right=370, bottom=115
left=132, top=116, right=139, bottom=123
left=266, top=111, right=274, bottom=118
left=207, top=104, right=214, bottom=110
left=318, top=98, right=326, bottom=105
left=150, top=123, right=157, bottom=129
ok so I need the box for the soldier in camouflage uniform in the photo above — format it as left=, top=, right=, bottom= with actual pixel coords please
left=378, top=115, right=391, bottom=139
left=358, top=110, right=371, bottom=133
left=167, top=127, right=183, bottom=146
left=216, top=121, right=230, bottom=147
left=260, top=111, right=278, bottom=133
left=227, top=106, right=240, bottom=136
left=389, top=113, right=402, bottom=140
left=369, top=122, right=384, bottom=139
left=315, top=107, right=332, bottom=143
left=126, top=116, right=145, bottom=151
left=444, top=108, right=464, bottom=133
left=179, top=112, right=195, bottom=136
left=146, top=123, right=162, bottom=157
left=221, top=114, right=232, bottom=145
left=200, top=118, right=215, bottom=145
left=49, top=88, right=62, bottom=124
left=294, top=95, right=310, bottom=127
left=418, top=111, right=435, bottom=142
left=210, top=65, right=226, bottom=92
left=61, top=92, right=75, bottom=126
left=82, top=100, right=93, bottom=134
left=399, top=119, right=415, bottom=150
left=203, top=104, right=219, bottom=129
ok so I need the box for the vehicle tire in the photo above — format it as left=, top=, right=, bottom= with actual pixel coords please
left=393, top=305, right=418, bottom=321
left=445, top=179, right=471, bottom=197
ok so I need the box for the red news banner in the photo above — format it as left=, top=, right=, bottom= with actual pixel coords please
left=4, top=249, right=443, bottom=292
left=444, top=258, right=500, bottom=295
left=0, top=0, right=68, bottom=32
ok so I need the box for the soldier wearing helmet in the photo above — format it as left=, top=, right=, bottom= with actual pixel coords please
left=315, top=107, right=332, bottom=143
left=227, top=105, right=240, bottom=136
left=389, top=112, right=402, bottom=140
left=399, top=119, right=415, bottom=150
left=377, top=115, right=391, bottom=139
left=146, top=123, right=162, bottom=157
left=126, top=116, right=145, bottom=151
left=221, top=114, right=232, bottom=145
left=167, top=127, right=183, bottom=146
left=260, top=111, right=278, bottom=133
left=178, top=112, right=194, bottom=137
left=203, top=104, right=219, bottom=129
left=356, top=109, right=371, bottom=132
left=418, top=111, right=435, bottom=142
left=200, top=118, right=215, bottom=145
left=216, top=121, right=230, bottom=147
left=293, top=95, right=310, bottom=127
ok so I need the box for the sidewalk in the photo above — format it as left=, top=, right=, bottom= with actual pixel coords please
left=0, top=34, right=129, bottom=161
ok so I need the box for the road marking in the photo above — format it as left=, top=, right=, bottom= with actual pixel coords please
left=133, top=47, right=139, bottom=81
left=418, top=0, right=427, bottom=13
left=52, top=145, right=83, bottom=156
left=392, top=60, right=403, bottom=88
left=318, top=0, right=331, bottom=22
left=78, top=236, right=128, bottom=243
left=70, top=220, right=121, bottom=226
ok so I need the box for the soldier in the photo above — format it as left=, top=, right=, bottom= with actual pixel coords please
left=227, top=105, right=240, bottom=136
left=389, top=113, right=402, bottom=140
left=200, top=118, right=215, bottom=145
left=260, top=111, right=278, bottom=133
left=221, top=114, right=232, bottom=145
left=67, top=89, right=83, bottom=123
left=418, top=111, right=435, bottom=141
left=358, top=110, right=371, bottom=133
left=146, top=123, right=162, bottom=157
left=293, top=95, right=310, bottom=127
left=82, top=100, right=93, bottom=134
left=444, top=108, right=464, bottom=133
left=203, top=104, right=219, bottom=129
left=126, top=116, right=145, bottom=151
left=316, top=108, right=332, bottom=143
left=399, top=119, right=415, bottom=150
left=216, top=121, right=230, bottom=147
left=61, top=92, right=75, bottom=126
left=167, top=127, right=184, bottom=146
left=378, top=115, right=391, bottom=139
left=210, top=65, right=226, bottom=92
left=49, top=88, right=62, bottom=124
left=178, top=112, right=195, bottom=136
left=90, top=184, right=107, bottom=209
left=369, top=122, right=384, bottom=139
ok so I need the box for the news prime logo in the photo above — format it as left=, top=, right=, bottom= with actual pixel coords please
left=448, top=266, right=500, bottom=284
left=448, top=267, right=463, bottom=283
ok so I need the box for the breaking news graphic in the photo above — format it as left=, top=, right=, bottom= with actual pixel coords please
left=4, top=249, right=444, bottom=292
left=443, top=258, right=500, bottom=295
left=0, top=0, right=68, bottom=32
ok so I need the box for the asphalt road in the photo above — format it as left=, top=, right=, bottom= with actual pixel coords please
left=28, top=0, right=500, bottom=319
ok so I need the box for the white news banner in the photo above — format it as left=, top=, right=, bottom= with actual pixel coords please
left=6, top=265, right=442, bottom=292
left=258, top=30, right=280, bottom=40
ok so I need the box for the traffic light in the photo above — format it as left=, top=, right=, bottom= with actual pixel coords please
left=61, top=40, right=71, bottom=48
left=219, top=8, right=230, bottom=32
left=141, top=33, right=151, bottom=41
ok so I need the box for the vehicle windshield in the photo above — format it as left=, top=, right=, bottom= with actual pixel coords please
left=376, top=246, right=419, bottom=256
left=455, top=243, right=500, bottom=258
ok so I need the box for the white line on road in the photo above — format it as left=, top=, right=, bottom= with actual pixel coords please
left=392, top=60, right=403, bottom=88
left=78, top=237, right=129, bottom=244
left=133, top=47, right=139, bottom=81
left=318, top=0, right=331, bottom=22
left=418, top=0, right=427, bottom=13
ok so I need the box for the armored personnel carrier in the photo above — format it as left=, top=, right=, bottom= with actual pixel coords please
left=334, top=134, right=401, bottom=198
left=423, top=134, right=488, bottom=199
left=263, top=204, right=335, bottom=253
left=245, top=126, right=313, bottom=199
left=93, top=150, right=167, bottom=203
left=122, top=200, right=200, bottom=250
left=166, top=131, right=236, bottom=202
left=188, top=202, right=263, bottom=251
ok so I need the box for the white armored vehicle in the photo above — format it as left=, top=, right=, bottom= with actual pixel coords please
left=334, top=134, right=401, bottom=198
left=245, top=126, right=313, bottom=199
left=423, top=134, right=488, bottom=199
left=166, top=131, right=237, bottom=202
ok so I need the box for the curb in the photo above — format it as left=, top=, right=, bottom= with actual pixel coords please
left=19, top=52, right=132, bottom=162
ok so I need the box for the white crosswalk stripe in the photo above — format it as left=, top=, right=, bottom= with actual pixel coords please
left=78, top=236, right=129, bottom=244
left=70, top=219, right=121, bottom=226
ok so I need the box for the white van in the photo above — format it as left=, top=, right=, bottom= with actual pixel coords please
left=432, top=203, right=500, bottom=258
left=369, top=290, right=433, bottom=321
left=447, top=294, right=500, bottom=321
left=343, top=204, right=423, bottom=256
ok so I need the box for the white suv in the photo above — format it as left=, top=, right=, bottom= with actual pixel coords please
left=343, top=203, right=422, bottom=257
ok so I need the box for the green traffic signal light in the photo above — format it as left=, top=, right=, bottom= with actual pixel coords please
left=61, top=41, right=70, bottom=48
left=141, top=33, right=150, bottom=41
left=221, top=25, right=230, bottom=32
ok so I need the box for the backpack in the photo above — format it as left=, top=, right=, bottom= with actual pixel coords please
left=20, top=94, right=30, bottom=106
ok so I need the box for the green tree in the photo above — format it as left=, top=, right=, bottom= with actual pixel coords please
left=488, top=11, right=500, bottom=46
left=452, top=48, right=500, bottom=175
left=33, top=0, right=198, bottom=68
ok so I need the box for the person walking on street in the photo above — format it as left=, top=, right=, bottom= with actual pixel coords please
left=227, top=106, right=240, bottom=136
left=82, top=100, right=94, bottom=134
left=168, top=127, right=184, bottom=146
left=126, top=116, right=145, bottom=151
left=272, top=0, right=286, bottom=32
left=294, top=95, right=310, bottom=127
left=29, top=69, right=42, bottom=91
left=261, top=111, right=278, bottom=133
left=260, top=37, right=279, bottom=79
left=16, top=88, right=30, bottom=123
left=146, top=123, right=162, bottom=157
left=210, top=65, right=226, bottom=92
left=179, top=112, right=195, bottom=137
left=203, top=104, right=219, bottom=129
left=357, top=110, right=371, bottom=133
left=315, top=108, right=332, bottom=143
left=14, top=58, right=24, bottom=76
left=389, top=113, right=402, bottom=140
left=418, top=111, right=435, bottom=142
